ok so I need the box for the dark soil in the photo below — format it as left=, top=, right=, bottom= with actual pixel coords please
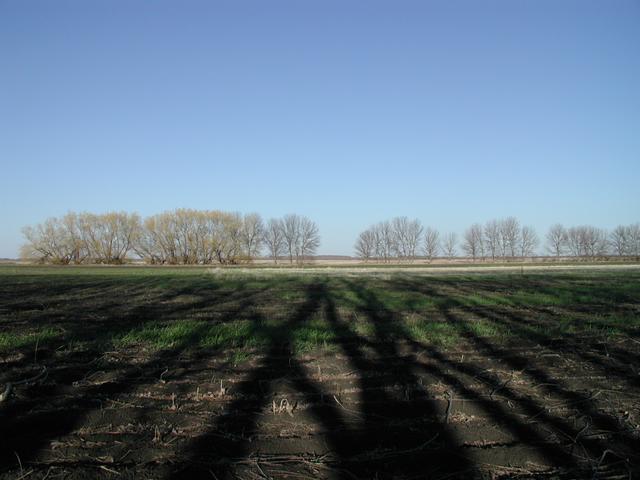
left=1, top=272, right=639, bottom=479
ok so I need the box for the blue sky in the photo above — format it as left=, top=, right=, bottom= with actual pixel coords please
left=1, top=0, right=639, bottom=257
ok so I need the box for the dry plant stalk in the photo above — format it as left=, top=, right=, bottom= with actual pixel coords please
left=272, top=398, right=296, bottom=416
left=0, top=367, right=48, bottom=404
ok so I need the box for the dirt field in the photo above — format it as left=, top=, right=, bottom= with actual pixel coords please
left=1, top=266, right=639, bottom=479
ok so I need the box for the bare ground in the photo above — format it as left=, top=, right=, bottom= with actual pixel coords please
left=1, top=274, right=639, bottom=479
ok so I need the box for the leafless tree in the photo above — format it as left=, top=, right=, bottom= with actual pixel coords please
left=172, top=209, right=198, bottom=263
left=519, top=225, right=539, bottom=258
left=241, top=213, right=264, bottom=260
left=134, top=215, right=163, bottom=264
left=405, top=218, right=424, bottom=261
left=628, top=223, right=640, bottom=259
left=609, top=223, right=640, bottom=258
left=21, top=216, right=74, bottom=264
left=357, top=218, right=425, bottom=262
left=375, top=221, right=395, bottom=263
left=593, top=228, right=609, bottom=257
left=546, top=224, right=567, bottom=258
left=423, top=227, right=440, bottom=263
left=279, top=214, right=320, bottom=264
left=22, top=211, right=141, bottom=264
left=146, top=211, right=178, bottom=264
left=298, top=216, right=320, bottom=263
left=462, top=223, right=483, bottom=261
left=610, top=225, right=628, bottom=257
left=566, top=225, right=609, bottom=258
left=390, top=217, right=423, bottom=261
left=22, top=210, right=323, bottom=266
left=499, top=217, right=520, bottom=258
left=566, top=226, right=582, bottom=257
left=391, top=217, right=410, bottom=260
left=483, top=220, right=500, bottom=260
left=74, top=211, right=140, bottom=264
left=282, top=214, right=302, bottom=264
left=63, top=212, right=91, bottom=263
left=443, top=232, right=457, bottom=258
left=135, top=210, right=245, bottom=264
left=355, top=228, right=376, bottom=261
left=263, top=218, right=285, bottom=264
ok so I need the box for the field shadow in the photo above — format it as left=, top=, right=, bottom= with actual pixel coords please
left=1, top=272, right=639, bottom=478
left=0, top=274, right=271, bottom=473
left=392, top=274, right=640, bottom=476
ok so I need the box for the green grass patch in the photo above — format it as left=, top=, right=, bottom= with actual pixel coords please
left=404, top=319, right=459, bottom=346
left=115, top=320, right=271, bottom=351
left=0, top=327, right=61, bottom=352
left=1, top=267, right=639, bottom=357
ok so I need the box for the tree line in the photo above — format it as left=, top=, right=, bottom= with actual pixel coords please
left=21, top=210, right=320, bottom=265
left=20, top=212, right=640, bottom=264
left=355, top=217, right=640, bottom=261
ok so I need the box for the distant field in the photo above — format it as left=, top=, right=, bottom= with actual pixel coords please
left=1, top=266, right=639, bottom=478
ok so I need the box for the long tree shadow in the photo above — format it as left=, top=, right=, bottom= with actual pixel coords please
left=166, top=273, right=640, bottom=478
left=169, top=281, right=356, bottom=478
left=394, top=275, right=640, bottom=476
left=338, top=277, right=590, bottom=473
left=430, top=275, right=640, bottom=392
left=327, top=278, right=474, bottom=478
left=171, top=279, right=479, bottom=479
left=2, top=272, right=639, bottom=478
left=0, top=274, right=271, bottom=473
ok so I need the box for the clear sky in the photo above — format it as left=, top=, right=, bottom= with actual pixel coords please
left=1, top=1, right=639, bottom=257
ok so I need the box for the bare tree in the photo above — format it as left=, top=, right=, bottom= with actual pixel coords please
left=134, top=210, right=246, bottom=265
left=546, top=224, right=567, bottom=258
left=219, top=212, right=244, bottom=264
left=298, top=216, right=320, bottom=263
left=443, top=232, right=457, bottom=258
left=63, top=212, right=91, bottom=264
left=263, top=218, right=285, bottom=264
left=462, top=224, right=483, bottom=261
left=74, top=211, right=140, bottom=264
left=391, top=217, right=410, bottom=260
left=423, top=227, right=440, bottom=263
left=22, top=210, right=322, bottom=266
left=390, top=217, right=423, bottom=261
left=134, top=215, right=163, bottom=264
left=628, top=223, right=640, bottom=259
left=355, top=228, right=376, bottom=261
left=590, top=227, right=609, bottom=257
left=519, top=225, right=539, bottom=258
left=241, top=213, right=264, bottom=260
left=566, top=225, right=609, bottom=258
left=375, top=220, right=395, bottom=263
left=499, top=217, right=520, bottom=258
left=610, top=225, right=628, bottom=257
left=24, top=209, right=634, bottom=267
left=483, top=220, right=499, bottom=261
left=566, top=226, right=583, bottom=257
left=22, top=211, right=141, bottom=264
left=406, top=218, right=424, bottom=261
left=21, top=216, right=73, bottom=264
left=172, top=209, right=198, bottom=264
left=278, top=214, right=320, bottom=264
left=282, top=214, right=302, bottom=264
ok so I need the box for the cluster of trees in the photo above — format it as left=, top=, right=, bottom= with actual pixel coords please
left=547, top=223, right=640, bottom=258
left=21, top=211, right=639, bottom=264
left=354, top=217, right=424, bottom=262
left=355, top=217, right=640, bottom=261
left=461, top=218, right=539, bottom=261
left=22, top=212, right=141, bottom=265
left=354, top=216, right=539, bottom=262
left=21, top=210, right=320, bottom=265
